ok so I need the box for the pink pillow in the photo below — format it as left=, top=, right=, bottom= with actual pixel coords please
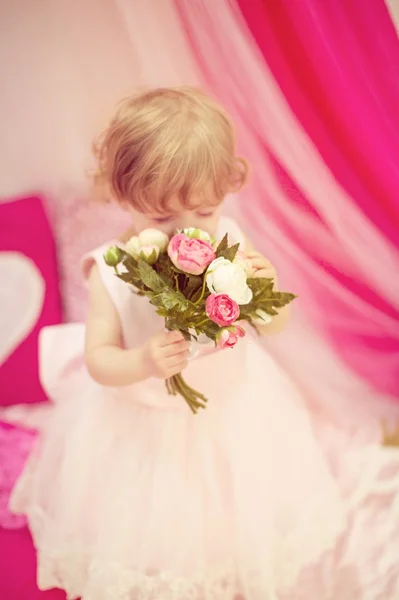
left=0, top=196, right=62, bottom=406
left=0, top=420, right=37, bottom=529
left=0, top=526, right=66, bottom=598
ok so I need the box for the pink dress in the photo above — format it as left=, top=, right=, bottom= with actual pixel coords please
left=8, top=217, right=369, bottom=599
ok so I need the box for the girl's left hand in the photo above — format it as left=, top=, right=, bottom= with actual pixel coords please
left=245, top=251, right=277, bottom=281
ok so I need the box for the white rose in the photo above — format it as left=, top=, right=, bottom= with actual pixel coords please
left=125, top=236, right=141, bottom=257
left=138, top=245, right=159, bottom=265
left=125, top=228, right=169, bottom=261
left=138, top=228, right=169, bottom=253
left=252, top=308, right=273, bottom=326
left=206, top=257, right=253, bottom=305
left=181, top=227, right=211, bottom=242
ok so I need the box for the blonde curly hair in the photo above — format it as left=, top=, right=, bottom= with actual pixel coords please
left=92, top=87, right=248, bottom=212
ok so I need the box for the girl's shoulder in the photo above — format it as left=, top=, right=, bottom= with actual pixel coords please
left=82, top=241, right=118, bottom=281
left=81, top=239, right=134, bottom=315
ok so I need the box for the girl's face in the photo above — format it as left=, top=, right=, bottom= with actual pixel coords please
left=127, top=195, right=223, bottom=238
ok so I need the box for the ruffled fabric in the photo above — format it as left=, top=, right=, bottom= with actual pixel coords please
left=10, top=339, right=346, bottom=600
left=13, top=432, right=399, bottom=599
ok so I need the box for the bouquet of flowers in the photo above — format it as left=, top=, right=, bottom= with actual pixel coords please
left=104, top=227, right=295, bottom=413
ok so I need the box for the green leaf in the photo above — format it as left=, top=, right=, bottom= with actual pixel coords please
left=240, top=282, right=297, bottom=320
left=155, top=307, right=169, bottom=318
left=123, top=254, right=139, bottom=270
left=247, top=277, right=274, bottom=295
left=218, top=242, right=240, bottom=262
left=150, top=294, right=170, bottom=309
left=247, top=278, right=296, bottom=309
left=164, top=320, right=192, bottom=341
left=269, top=291, right=297, bottom=308
left=150, top=290, right=189, bottom=312
left=116, top=272, right=145, bottom=291
left=201, top=320, right=220, bottom=341
left=215, top=234, right=228, bottom=257
left=180, top=329, right=192, bottom=342
left=159, top=273, right=176, bottom=289
left=138, top=260, right=165, bottom=292
left=117, top=254, right=145, bottom=288
left=154, top=254, right=176, bottom=288
left=116, top=272, right=136, bottom=283
left=184, top=275, right=202, bottom=297
left=254, top=304, right=279, bottom=316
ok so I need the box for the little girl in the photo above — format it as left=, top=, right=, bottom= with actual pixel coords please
left=11, top=88, right=347, bottom=599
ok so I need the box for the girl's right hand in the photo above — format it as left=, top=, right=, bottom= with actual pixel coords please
left=140, top=331, right=190, bottom=379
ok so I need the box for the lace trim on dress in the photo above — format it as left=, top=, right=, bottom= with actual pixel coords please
left=12, top=496, right=343, bottom=600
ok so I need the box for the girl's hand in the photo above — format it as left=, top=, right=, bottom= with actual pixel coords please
left=242, top=242, right=289, bottom=335
left=245, top=251, right=277, bottom=282
left=140, top=330, right=190, bottom=379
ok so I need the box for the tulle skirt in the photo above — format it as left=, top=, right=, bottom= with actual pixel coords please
left=10, top=335, right=346, bottom=600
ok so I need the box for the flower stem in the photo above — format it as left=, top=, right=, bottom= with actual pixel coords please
left=164, top=320, right=208, bottom=413
left=166, top=373, right=208, bottom=414
left=194, top=276, right=208, bottom=306
left=195, top=317, right=210, bottom=328
left=172, top=376, right=199, bottom=414
left=165, top=377, right=176, bottom=396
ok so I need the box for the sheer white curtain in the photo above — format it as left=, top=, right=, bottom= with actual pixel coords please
left=0, top=0, right=201, bottom=319
left=0, top=0, right=200, bottom=197
left=386, top=0, right=399, bottom=33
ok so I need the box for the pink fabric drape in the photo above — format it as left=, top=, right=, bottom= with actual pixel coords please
left=176, top=0, right=399, bottom=400
left=236, top=0, right=399, bottom=397
left=237, top=0, right=399, bottom=244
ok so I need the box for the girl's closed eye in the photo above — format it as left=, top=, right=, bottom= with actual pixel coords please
left=196, top=211, right=215, bottom=218
left=152, top=215, right=174, bottom=224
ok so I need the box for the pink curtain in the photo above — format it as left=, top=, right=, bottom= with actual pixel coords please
left=175, top=0, right=399, bottom=402
left=236, top=0, right=399, bottom=398
left=237, top=0, right=399, bottom=244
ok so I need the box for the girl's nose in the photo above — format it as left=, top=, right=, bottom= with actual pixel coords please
left=175, top=214, right=194, bottom=231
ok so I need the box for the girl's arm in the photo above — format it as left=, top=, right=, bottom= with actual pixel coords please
left=84, top=265, right=149, bottom=386
left=244, top=237, right=290, bottom=336
left=85, top=265, right=190, bottom=386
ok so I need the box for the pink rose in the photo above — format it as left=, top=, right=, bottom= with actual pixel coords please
left=216, top=325, right=246, bottom=349
left=168, top=234, right=216, bottom=275
left=205, top=293, right=240, bottom=327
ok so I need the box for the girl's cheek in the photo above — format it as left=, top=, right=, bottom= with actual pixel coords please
left=202, top=215, right=220, bottom=235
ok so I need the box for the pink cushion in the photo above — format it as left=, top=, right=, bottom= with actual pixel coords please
left=0, top=527, right=66, bottom=599
left=0, top=196, right=62, bottom=406
left=0, top=421, right=37, bottom=529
